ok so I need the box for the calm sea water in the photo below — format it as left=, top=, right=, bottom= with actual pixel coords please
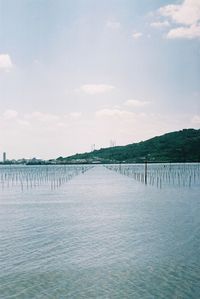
left=0, top=165, right=200, bottom=298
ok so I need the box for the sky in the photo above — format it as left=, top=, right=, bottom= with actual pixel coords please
left=0, top=0, right=199, bottom=160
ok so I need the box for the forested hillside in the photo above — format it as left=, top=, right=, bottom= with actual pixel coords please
left=57, top=129, right=200, bottom=163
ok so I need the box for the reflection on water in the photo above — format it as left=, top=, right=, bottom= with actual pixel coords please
left=0, top=165, right=200, bottom=298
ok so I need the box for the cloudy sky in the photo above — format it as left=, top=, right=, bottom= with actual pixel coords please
left=0, top=0, right=199, bottom=159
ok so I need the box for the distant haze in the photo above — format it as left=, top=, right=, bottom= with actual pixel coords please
left=0, top=0, right=199, bottom=159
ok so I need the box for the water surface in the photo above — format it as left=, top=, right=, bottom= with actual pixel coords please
left=0, top=165, right=199, bottom=298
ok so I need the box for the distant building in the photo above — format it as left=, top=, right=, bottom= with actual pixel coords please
left=3, top=152, right=6, bottom=163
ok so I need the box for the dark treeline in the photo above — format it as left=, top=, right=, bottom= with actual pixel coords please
left=59, top=129, right=200, bottom=163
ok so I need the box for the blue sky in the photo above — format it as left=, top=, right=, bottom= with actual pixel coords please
left=0, top=0, right=200, bottom=159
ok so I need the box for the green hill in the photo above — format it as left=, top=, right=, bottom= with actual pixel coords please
left=58, top=129, right=200, bottom=163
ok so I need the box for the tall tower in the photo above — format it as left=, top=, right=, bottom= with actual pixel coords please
left=3, top=152, right=6, bottom=163
left=110, top=140, right=116, bottom=147
left=91, top=144, right=95, bottom=152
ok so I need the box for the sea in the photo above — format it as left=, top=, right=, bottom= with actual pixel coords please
left=0, top=164, right=199, bottom=298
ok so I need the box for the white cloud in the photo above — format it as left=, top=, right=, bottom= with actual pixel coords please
left=17, top=119, right=30, bottom=127
left=3, top=109, right=18, bottom=120
left=106, top=20, right=121, bottom=30
left=167, top=24, right=200, bottom=39
left=80, top=84, right=115, bottom=95
left=191, top=115, right=200, bottom=124
left=132, top=32, right=143, bottom=39
left=25, top=112, right=59, bottom=122
left=150, top=21, right=170, bottom=28
left=156, top=0, right=200, bottom=39
left=69, top=112, right=82, bottom=119
left=57, top=122, right=67, bottom=128
left=0, top=54, right=13, bottom=70
left=96, top=108, right=135, bottom=119
left=159, top=0, right=200, bottom=26
left=124, top=99, right=150, bottom=107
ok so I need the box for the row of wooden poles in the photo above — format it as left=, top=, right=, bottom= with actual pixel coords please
left=0, top=165, right=93, bottom=191
left=105, top=162, right=200, bottom=188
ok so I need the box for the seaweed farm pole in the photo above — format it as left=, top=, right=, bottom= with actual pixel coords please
left=119, top=162, right=122, bottom=173
left=144, top=159, right=148, bottom=185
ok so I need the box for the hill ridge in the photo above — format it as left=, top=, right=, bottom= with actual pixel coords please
left=57, top=128, right=200, bottom=163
